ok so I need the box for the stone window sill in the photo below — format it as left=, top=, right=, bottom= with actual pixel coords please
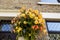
left=0, top=10, right=60, bottom=20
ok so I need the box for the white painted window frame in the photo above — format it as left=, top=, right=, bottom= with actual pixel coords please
left=42, top=12, right=60, bottom=19
left=0, top=10, right=19, bottom=20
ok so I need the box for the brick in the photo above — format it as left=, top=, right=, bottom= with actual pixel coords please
left=0, top=0, right=60, bottom=12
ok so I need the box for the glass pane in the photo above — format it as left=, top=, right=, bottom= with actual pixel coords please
left=41, top=0, right=58, bottom=3
left=1, top=24, right=13, bottom=31
left=47, top=22, right=60, bottom=32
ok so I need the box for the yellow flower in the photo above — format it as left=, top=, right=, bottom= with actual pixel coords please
left=29, top=34, right=31, bottom=36
left=29, top=12, right=33, bottom=18
left=18, top=21, right=21, bottom=24
left=30, top=14, right=35, bottom=18
left=42, top=24, right=45, bottom=27
left=29, top=12, right=32, bottom=14
left=19, top=27, right=22, bottom=30
left=16, top=27, right=19, bottom=29
left=20, top=14, right=26, bottom=18
left=34, top=17, right=38, bottom=20
left=34, top=10, right=39, bottom=15
left=25, top=11, right=28, bottom=14
left=38, top=19, right=45, bottom=23
left=29, top=15, right=33, bottom=18
left=17, top=27, right=22, bottom=33
left=38, top=14, right=42, bottom=19
left=42, top=19, right=45, bottom=23
left=32, top=14, right=35, bottom=17
left=38, top=19, right=42, bottom=23
left=34, top=20, right=39, bottom=24
left=23, top=21, right=27, bottom=24
left=29, top=12, right=35, bottom=18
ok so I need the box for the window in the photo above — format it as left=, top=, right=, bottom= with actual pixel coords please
left=46, top=21, right=60, bottom=40
left=41, top=0, right=60, bottom=3
left=0, top=20, right=16, bottom=40
left=0, top=20, right=13, bottom=32
left=0, top=10, right=17, bottom=40
left=38, top=0, right=60, bottom=5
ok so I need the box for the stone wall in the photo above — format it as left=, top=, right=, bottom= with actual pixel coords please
left=0, top=0, right=57, bottom=40
left=0, top=0, right=60, bottom=13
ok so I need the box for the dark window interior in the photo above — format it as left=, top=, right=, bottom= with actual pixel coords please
left=0, top=20, right=16, bottom=40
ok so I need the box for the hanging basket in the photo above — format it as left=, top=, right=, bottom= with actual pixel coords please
left=11, top=7, right=49, bottom=40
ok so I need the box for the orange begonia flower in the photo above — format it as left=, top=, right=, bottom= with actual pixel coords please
left=32, top=25, right=39, bottom=30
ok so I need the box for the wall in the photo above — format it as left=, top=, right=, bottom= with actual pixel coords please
left=0, top=0, right=60, bottom=40
left=0, top=0, right=60, bottom=13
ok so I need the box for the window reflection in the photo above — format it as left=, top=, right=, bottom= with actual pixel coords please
left=41, top=0, right=58, bottom=3
left=1, top=24, right=13, bottom=31
left=47, top=22, right=60, bottom=32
